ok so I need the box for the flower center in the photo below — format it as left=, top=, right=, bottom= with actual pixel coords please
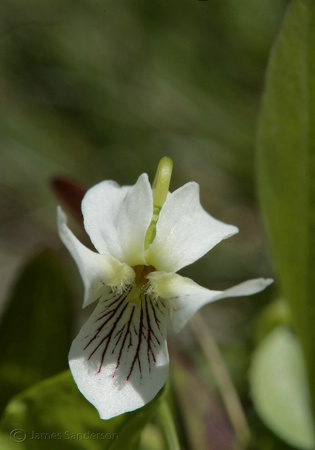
left=128, top=265, right=156, bottom=305
left=134, top=265, right=156, bottom=287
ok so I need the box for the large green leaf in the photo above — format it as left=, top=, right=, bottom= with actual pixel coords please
left=250, top=327, right=315, bottom=450
left=0, top=370, right=167, bottom=450
left=257, top=0, right=315, bottom=416
left=0, top=249, right=74, bottom=412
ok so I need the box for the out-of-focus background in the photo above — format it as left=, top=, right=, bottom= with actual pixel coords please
left=0, top=1, right=290, bottom=448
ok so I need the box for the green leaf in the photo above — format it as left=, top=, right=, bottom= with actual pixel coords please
left=257, top=0, right=315, bottom=416
left=0, top=433, right=20, bottom=450
left=0, top=370, right=167, bottom=450
left=254, top=298, right=291, bottom=344
left=0, top=249, right=74, bottom=412
left=250, top=327, right=315, bottom=450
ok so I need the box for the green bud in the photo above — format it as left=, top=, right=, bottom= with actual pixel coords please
left=145, top=157, right=173, bottom=249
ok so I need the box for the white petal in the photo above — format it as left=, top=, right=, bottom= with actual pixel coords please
left=145, top=182, right=238, bottom=272
left=58, top=207, right=134, bottom=308
left=149, top=272, right=273, bottom=332
left=82, top=174, right=153, bottom=265
left=69, top=288, right=170, bottom=419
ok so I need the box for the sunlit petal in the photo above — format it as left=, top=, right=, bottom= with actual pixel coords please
left=58, top=207, right=134, bottom=307
left=149, top=272, right=273, bottom=332
left=145, top=182, right=238, bottom=272
left=69, top=288, right=169, bottom=419
left=82, top=174, right=153, bottom=265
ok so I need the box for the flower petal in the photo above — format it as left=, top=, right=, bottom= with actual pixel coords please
left=69, top=287, right=169, bottom=419
left=145, top=182, right=238, bottom=272
left=149, top=272, right=273, bottom=332
left=58, top=207, right=134, bottom=308
left=82, top=174, right=153, bottom=265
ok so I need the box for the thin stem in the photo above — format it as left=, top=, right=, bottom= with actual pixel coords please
left=157, top=400, right=181, bottom=450
left=190, top=312, right=251, bottom=450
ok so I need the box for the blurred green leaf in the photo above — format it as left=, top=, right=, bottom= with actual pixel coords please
left=257, top=0, right=315, bottom=416
left=0, top=434, right=19, bottom=450
left=0, top=370, right=167, bottom=450
left=0, top=249, right=74, bottom=412
left=250, top=327, right=315, bottom=450
left=139, top=423, right=164, bottom=450
left=254, top=298, right=291, bottom=344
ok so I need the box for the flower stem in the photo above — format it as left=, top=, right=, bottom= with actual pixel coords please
left=190, top=312, right=251, bottom=449
left=157, top=399, right=181, bottom=450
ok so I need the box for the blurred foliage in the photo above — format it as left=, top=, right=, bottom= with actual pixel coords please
left=258, top=0, right=315, bottom=426
left=0, top=0, right=288, bottom=272
left=0, top=370, right=168, bottom=450
left=250, top=327, right=315, bottom=449
left=0, top=1, right=294, bottom=449
left=0, top=249, right=74, bottom=413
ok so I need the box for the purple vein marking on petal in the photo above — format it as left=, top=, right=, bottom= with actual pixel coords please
left=95, top=292, right=127, bottom=322
left=82, top=292, right=123, bottom=341
left=112, top=306, right=136, bottom=374
left=126, top=293, right=167, bottom=380
left=84, top=290, right=131, bottom=373
left=126, top=295, right=145, bottom=380
left=148, top=297, right=162, bottom=332
left=144, top=296, right=159, bottom=369
left=82, top=287, right=168, bottom=381
left=84, top=292, right=128, bottom=349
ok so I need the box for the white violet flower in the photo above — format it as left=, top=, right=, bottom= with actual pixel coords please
left=58, top=157, right=272, bottom=420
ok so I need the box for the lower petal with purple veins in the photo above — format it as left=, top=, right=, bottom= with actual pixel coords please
left=69, top=288, right=169, bottom=419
